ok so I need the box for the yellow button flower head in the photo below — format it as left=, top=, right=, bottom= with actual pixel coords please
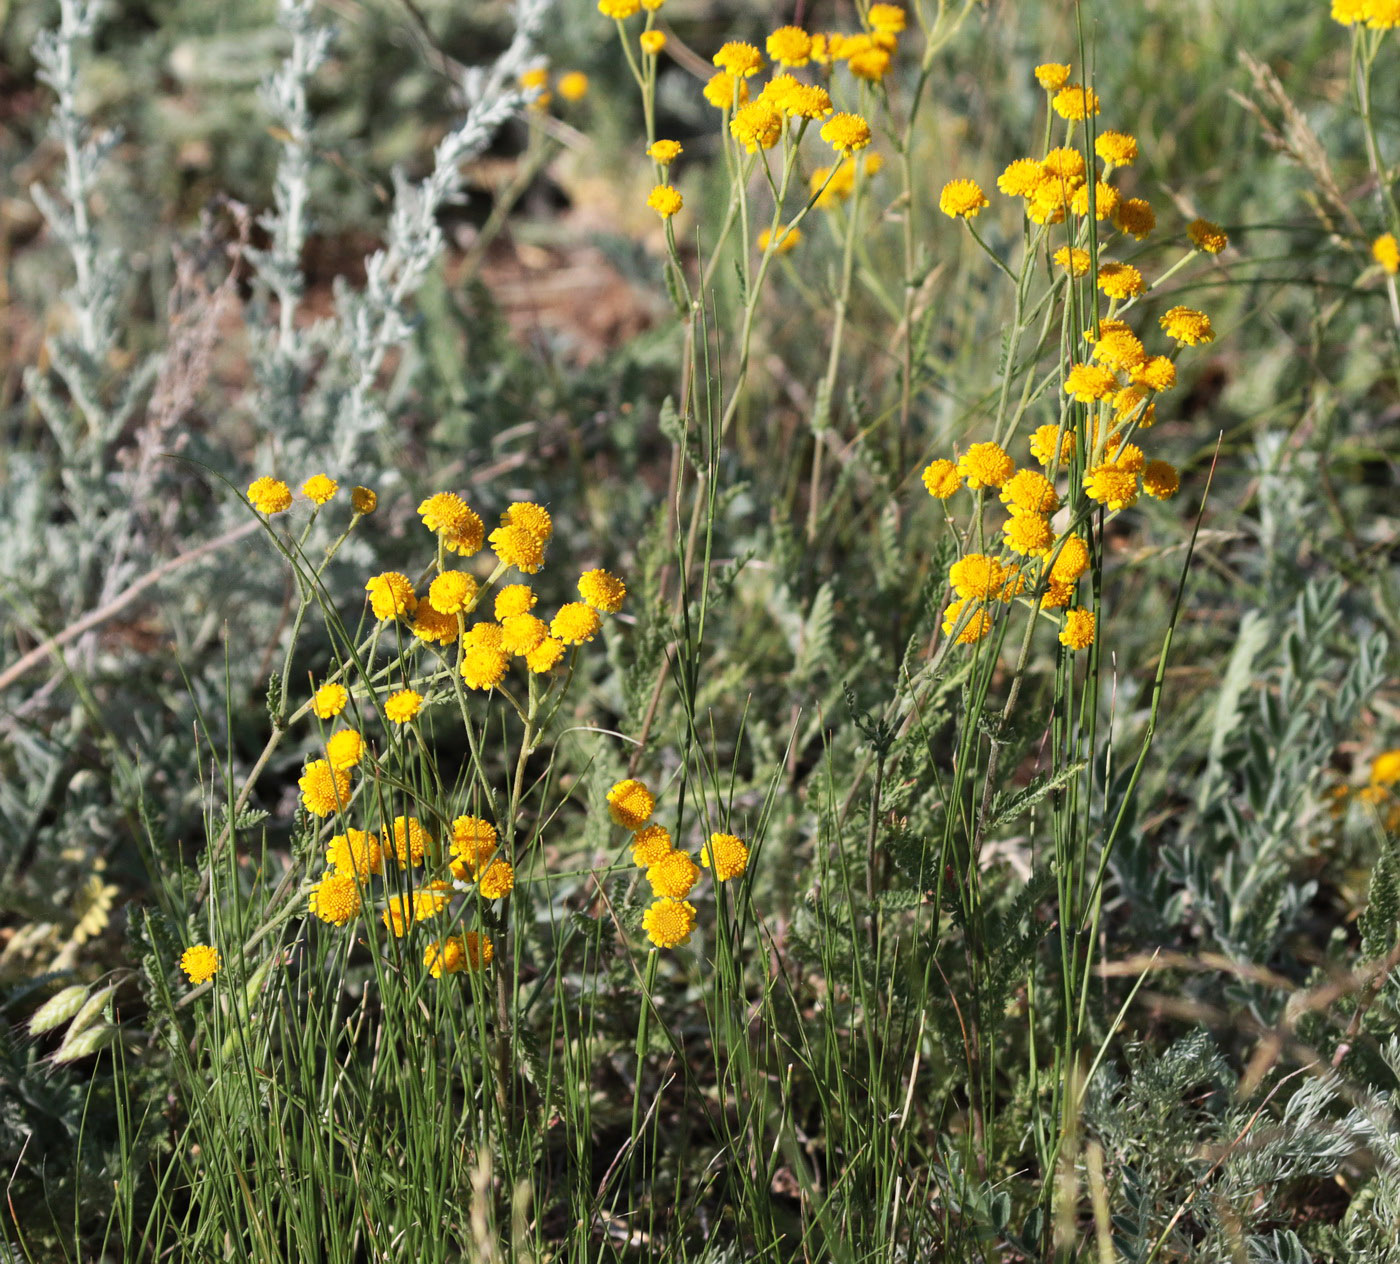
left=1053, top=247, right=1091, bottom=277
left=443, top=513, right=484, bottom=557
left=463, top=931, right=494, bottom=971
left=1372, top=233, right=1400, bottom=274
left=576, top=571, right=627, bottom=615
left=327, top=828, right=383, bottom=880
left=383, top=884, right=450, bottom=937
left=1003, top=513, right=1054, bottom=558
left=490, top=523, right=547, bottom=573
left=1070, top=180, right=1119, bottom=220
left=309, top=872, right=360, bottom=925
left=558, top=71, right=589, bottom=101
left=643, top=898, right=698, bottom=948
left=1095, top=131, right=1138, bottom=168
left=847, top=43, right=892, bottom=82
left=504, top=501, right=553, bottom=542
left=1001, top=468, right=1060, bottom=516
left=867, top=3, right=907, bottom=34
left=1064, top=363, right=1117, bottom=402
left=1114, top=197, right=1155, bottom=240
left=1159, top=306, right=1214, bottom=346
left=598, top=0, right=641, bottom=17
left=999, top=158, right=1045, bottom=197
left=302, top=474, right=338, bottom=505
left=384, top=689, right=422, bottom=725
left=1096, top=263, right=1144, bottom=300
left=365, top=572, right=416, bottom=620
left=766, top=25, right=812, bottom=66
left=248, top=476, right=292, bottom=514
left=351, top=486, right=377, bottom=514
left=1332, top=0, right=1368, bottom=21
left=1188, top=219, right=1229, bottom=254
left=713, top=40, right=763, bottom=76
left=646, top=184, right=683, bottom=218
left=700, top=832, right=749, bottom=881
left=922, top=458, right=961, bottom=500
left=948, top=554, right=1007, bottom=601
left=311, top=682, right=349, bottom=719
left=324, top=729, right=365, bottom=770
left=1367, top=0, right=1400, bottom=27
left=525, top=636, right=565, bottom=673
left=1027, top=180, right=1070, bottom=226
left=464, top=621, right=504, bottom=651
left=299, top=759, right=351, bottom=816
left=631, top=824, right=674, bottom=866
left=1109, top=441, right=1145, bottom=474
left=1029, top=424, right=1075, bottom=467
left=1050, top=535, right=1090, bottom=584
left=461, top=646, right=510, bottom=691
left=640, top=29, right=666, bottom=54
left=820, top=112, right=872, bottom=154
left=942, top=597, right=992, bottom=644
left=1132, top=356, right=1177, bottom=393
left=418, top=491, right=470, bottom=534
left=430, top=570, right=478, bottom=615
left=810, top=32, right=841, bottom=64
left=388, top=815, right=433, bottom=867
left=552, top=602, right=602, bottom=645
left=1052, top=84, right=1100, bottom=121
left=180, top=944, right=220, bottom=985
left=730, top=101, right=783, bottom=152
left=494, top=584, right=536, bottom=619
left=424, top=936, right=466, bottom=978
left=766, top=78, right=832, bottom=120
left=1060, top=609, right=1096, bottom=651
left=411, top=602, right=457, bottom=645
left=1034, top=63, right=1072, bottom=91
left=939, top=179, right=989, bottom=220
left=758, top=224, right=803, bottom=254
left=500, top=613, right=548, bottom=655
left=1041, top=582, right=1074, bottom=610
left=1371, top=749, right=1400, bottom=785
left=520, top=66, right=550, bottom=110
left=477, top=859, right=515, bottom=900
left=957, top=441, right=1014, bottom=489
left=1115, top=385, right=1156, bottom=426
left=1094, top=328, right=1147, bottom=372
left=1041, top=147, right=1086, bottom=181
left=703, top=71, right=749, bottom=109
left=648, top=139, right=683, bottom=166
left=1141, top=459, right=1180, bottom=500
left=451, top=816, right=498, bottom=875
left=608, top=778, right=655, bottom=829
left=998, top=566, right=1027, bottom=602
left=1082, top=463, right=1139, bottom=510
left=648, top=850, right=699, bottom=899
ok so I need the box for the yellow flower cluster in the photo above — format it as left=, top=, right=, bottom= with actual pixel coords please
left=248, top=474, right=375, bottom=517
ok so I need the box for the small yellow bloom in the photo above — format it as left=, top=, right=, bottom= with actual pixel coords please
left=1141, top=459, right=1180, bottom=500
left=384, top=689, right=422, bottom=725
left=461, top=646, right=510, bottom=691
left=712, top=40, right=764, bottom=77
left=1003, top=513, right=1054, bottom=558
left=598, top=0, right=641, bottom=17
left=477, top=859, right=515, bottom=900
left=429, top=570, right=478, bottom=615
left=302, top=474, right=338, bottom=505
left=1159, top=306, right=1214, bottom=346
left=247, top=476, right=292, bottom=515
left=1082, top=463, right=1139, bottom=511
left=702, top=71, right=749, bottom=110
left=648, top=139, right=683, bottom=166
left=500, top=612, right=548, bottom=655
left=1063, top=363, right=1118, bottom=403
left=998, top=158, right=1045, bottom=198
left=1034, top=63, right=1072, bottom=92
left=1053, top=246, right=1091, bottom=277
left=647, top=850, right=699, bottom=899
left=700, top=833, right=749, bottom=881
left=631, top=824, right=674, bottom=866
left=1052, top=84, right=1100, bottom=121
left=607, top=778, right=655, bottom=830
left=388, top=815, right=434, bottom=867
left=552, top=602, right=602, bottom=645
left=180, top=944, right=221, bottom=985
left=1114, top=197, right=1155, bottom=240
left=922, top=459, right=961, bottom=500
left=579, top=567, right=627, bottom=614
left=326, top=828, right=383, bottom=880
left=365, top=572, right=417, bottom=620
left=646, top=184, right=683, bottom=219
left=1070, top=180, right=1119, bottom=221
left=643, top=898, right=697, bottom=948
left=1059, top=609, right=1096, bottom=651
left=1049, top=535, right=1090, bottom=584
left=941, top=597, right=992, bottom=644
left=820, top=112, right=872, bottom=154
left=948, top=554, right=1007, bottom=601
left=1000, top=468, right=1060, bottom=516
left=309, top=872, right=360, bottom=925
left=299, top=759, right=351, bottom=817
left=957, top=442, right=1014, bottom=490
left=525, top=636, right=565, bottom=674
left=324, top=729, right=364, bottom=771
left=351, top=486, right=377, bottom=514
left=758, top=224, right=803, bottom=254
left=1029, top=425, right=1075, bottom=467
left=1096, top=262, right=1144, bottom=300
left=729, top=101, right=783, bottom=153
left=939, top=178, right=989, bottom=220
left=1188, top=218, right=1229, bottom=253
left=867, top=4, right=907, bottom=35
left=640, top=29, right=666, bottom=54
left=558, top=71, right=589, bottom=101
left=1094, top=131, right=1138, bottom=167
left=1372, top=232, right=1400, bottom=275
left=489, top=523, right=546, bottom=573
left=1371, top=749, right=1400, bottom=785
left=766, top=25, right=812, bottom=66
left=311, top=682, right=349, bottom=719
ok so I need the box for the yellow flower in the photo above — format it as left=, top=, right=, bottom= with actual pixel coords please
left=758, top=224, right=803, bottom=254
left=311, top=682, right=349, bottom=719
left=948, top=554, right=1007, bottom=601
left=1141, top=459, right=1180, bottom=500
left=608, top=778, right=655, bottom=829
left=1332, top=0, right=1368, bottom=21
left=525, top=637, right=565, bottom=674
left=631, top=824, right=674, bottom=866
left=1041, top=147, right=1086, bottom=181
left=410, top=601, right=457, bottom=645
left=1000, top=469, right=1060, bottom=516
left=1003, top=513, right=1054, bottom=558
left=302, top=474, right=338, bottom=505
left=579, top=568, right=627, bottom=613
left=1070, top=180, right=1119, bottom=221
left=1026, top=179, right=1071, bottom=226
left=180, top=944, right=221, bottom=985
left=700, top=833, right=749, bottom=881
left=327, top=828, right=383, bottom=880
left=1029, top=425, right=1075, bottom=467
left=642, top=898, right=696, bottom=948
left=504, top=501, right=553, bottom=542
left=1052, top=84, right=1099, bottom=121
left=713, top=40, right=764, bottom=76
left=1093, top=328, right=1146, bottom=372
left=648, top=139, right=683, bottom=166
left=558, top=71, right=589, bottom=101
left=309, top=872, right=360, bottom=925
left=324, top=729, right=365, bottom=770
left=463, top=931, right=494, bottom=971
left=299, top=759, right=351, bottom=816
left=1041, top=581, right=1075, bottom=610
left=493, top=584, right=536, bottom=619
left=418, top=491, right=471, bottom=534
left=640, top=29, right=666, bottom=54
left=365, top=572, right=416, bottom=620
left=1188, top=218, right=1229, bottom=253
left=939, top=179, right=989, bottom=220
left=1159, top=306, right=1214, bottom=346
left=942, top=597, right=992, bottom=644
left=477, top=859, right=515, bottom=900
left=424, top=936, right=466, bottom=978
left=647, top=850, right=699, bottom=899
left=1063, top=363, right=1118, bottom=402
left=520, top=66, right=551, bottom=110
left=451, top=816, right=498, bottom=875
left=922, top=458, right=961, bottom=500
left=1049, top=535, right=1090, bottom=584
left=766, top=25, right=812, bottom=66
left=820, top=112, right=872, bottom=154
left=1053, top=246, right=1091, bottom=277
left=1368, top=0, right=1400, bottom=27
left=1094, top=262, right=1144, bottom=301
left=500, top=613, right=548, bottom=655
left=351, top=486, right=377, bottom=515
left=388, top=815, right=434, bottom=867
left=1131, top=356, right=1177, bottom=393
left=1094, top=131, right=1138, bottom=167
left=703, top=71, right=749, bottom=109
left=247, top=476, right=292, bottom=515
left=847, top=44, right=891, bottom=81
left=598, top=0, right=641, bottom=16
left=1082, top=463, right=1139, bottom=511
left=551, top=602, right=601, bottom=645
left=1059, top=609, right=1096, bottom=651
left=490, top=523, right=547, bottom=573
left=1371, top=749, right=1400, bottom=785
left=998, top=158, right=1045, bottom=197
left=867, top=3, right=907, bottom=34
left=1114, top=197, right=1155, bottom=240
left=461, top=646, right=510, bottom=691
left=730, top=101, right=783, bottom=153
left=382, top=883, right=451, bottom=937
left=464, top=621, right=504, bottom=650
left=1109, top=442, right=1145, bottom=475
left=646, top=183, right=684, bottom=219
left=1372, top=233, right=1400, bottom=275
left=957, top=441, right=1015, bottom=489
left=1114, top=385, right=1157, bottom=426
left=384, top=689, right=422, bottom=725
left=429, top=571, right=477, bottom=616
left=1034, top=63, right=1072, bottom=91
